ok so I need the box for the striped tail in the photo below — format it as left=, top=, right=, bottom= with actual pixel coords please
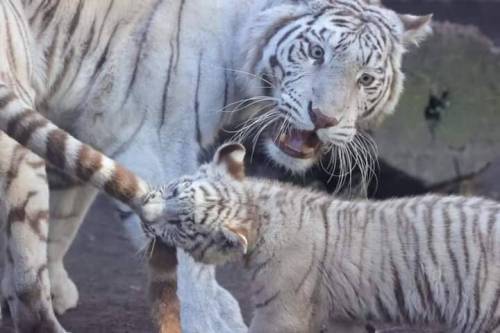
left=0, top=84, right=151, bottom=213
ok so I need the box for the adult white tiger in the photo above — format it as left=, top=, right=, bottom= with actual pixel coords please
left=0, top=0, right=431, bottom=332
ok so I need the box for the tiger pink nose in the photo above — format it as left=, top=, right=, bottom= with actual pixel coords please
left=308, top=107, right=339, bottom=129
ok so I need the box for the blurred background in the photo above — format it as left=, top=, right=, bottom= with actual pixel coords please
left=373, top=0, right=500, bottom=201
left=2, top=1, right=499, bottom=332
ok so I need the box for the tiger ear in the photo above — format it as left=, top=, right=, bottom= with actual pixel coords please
left=213, top=143, right=246, bottom=180
left=399, top=14, right=433, bottom=46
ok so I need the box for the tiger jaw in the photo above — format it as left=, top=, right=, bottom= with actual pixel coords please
left=265, top=123, right=356, bottom=172
left=264, top=127, right=321, bottom=172
left=274, top=128, right=321, bottom=159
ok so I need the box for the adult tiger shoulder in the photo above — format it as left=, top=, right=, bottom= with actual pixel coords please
left=0, top=0, right=431, bottom=332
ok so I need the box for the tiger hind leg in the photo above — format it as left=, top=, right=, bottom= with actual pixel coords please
left=0, top=132, right=66, bottom=333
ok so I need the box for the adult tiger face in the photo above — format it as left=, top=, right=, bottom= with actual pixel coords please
left=236, top=0, right=432, bottom=172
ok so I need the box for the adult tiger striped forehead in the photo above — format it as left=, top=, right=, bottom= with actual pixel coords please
left=234, top=0, right=431, bottom=172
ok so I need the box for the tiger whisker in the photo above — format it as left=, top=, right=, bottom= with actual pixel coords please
left=216, top=96, right=278, bottom=114
left=226, top=107, right=278, bottom=144
left=217, top=67, right=277, bottom=88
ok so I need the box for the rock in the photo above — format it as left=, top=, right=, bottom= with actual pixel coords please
left=374, top=22, right=500, bottom=187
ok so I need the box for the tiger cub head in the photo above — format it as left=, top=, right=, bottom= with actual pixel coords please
left=233, top=0, right=432, bottom=173
left=145, top=143, right=252, bottom=265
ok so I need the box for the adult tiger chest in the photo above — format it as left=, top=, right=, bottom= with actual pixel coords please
left=23, top=0, right=246, bottom=180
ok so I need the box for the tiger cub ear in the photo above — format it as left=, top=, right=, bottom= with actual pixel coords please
left=399, top=14, right=433, bottom=46
left=213, top=143, right=247, bottom=180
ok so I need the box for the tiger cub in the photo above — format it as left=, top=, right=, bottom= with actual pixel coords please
left=145, top=142, right=500, bottom=333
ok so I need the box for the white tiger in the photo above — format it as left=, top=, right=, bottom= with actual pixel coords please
left=0, top=0, right=431, bottom=332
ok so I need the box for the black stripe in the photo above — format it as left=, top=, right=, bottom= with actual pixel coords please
left=335, top=0, right=363, bottom=14
left=375, top=294, right=392, bottom=321
left=48, top=47, right=75, bottom=97
left=6, top=109, right=32, bottom=138
left=298, top=197, right=311, bottom=230
left=63, top=0, right=83, bottom=50
left=47, top=130, right=68, bottom=170
left=295, top=242, right=316, bottom=293
left=173, top=0, right=186, bottom=72
left=15, top=114, right=48, bottom=146
left=92, top=0, right=115, bottom=53
left=250, top=14, right=308, bottom=73
left=28, top=0, right=47, bottom=25
left=124, top=0, right=163, bottom=102
left=276, top=24, right=303, bottom=52
left=159, top=40, right=175, bottom=131
left=62, top=17, right=96, bottom=96
left=198, top=238, right=216, bottom=261
left=470, top=254, right=483, bottom=332
left=91, top=23, right=120, bottom=80
left=45, top=24, right=60, bottom=77
left=6, top=0, right=33, bottom=74
left=411, top=201, right=445, bottom=323
left=487, top=209, right=498, bottom=253
left=251, top=258, right=272, bottom=281
left=222, top=66, right=229, bottom=110
left=425, top=201, right=439, bottom=266
left=194, top=51, right=203, bottom=146
left=444, top=207, right=464, bottom=323
left=320, top=202, right=330, bottom=268
left=396, top=206, right=411, bottom=270
left=410, top=218, right=428, bottom=317
left=485, top=283, right=500, bottom=331
left=254, top=291, right=280, bottom=309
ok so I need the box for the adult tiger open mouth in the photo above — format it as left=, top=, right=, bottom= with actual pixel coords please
left=274, top=127, right=321, bottom=160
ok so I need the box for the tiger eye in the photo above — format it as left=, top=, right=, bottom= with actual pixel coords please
left=359, top=73, right=375, bottom=86
left=310, top=45, right=325, bottom=61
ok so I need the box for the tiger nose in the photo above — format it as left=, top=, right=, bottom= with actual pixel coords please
left=308, top=106, right=339, bottom=129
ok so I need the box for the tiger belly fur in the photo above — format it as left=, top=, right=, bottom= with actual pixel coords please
left=0, top=0, right=432, bottom=332
left=154, top=143, right=500, bottom=333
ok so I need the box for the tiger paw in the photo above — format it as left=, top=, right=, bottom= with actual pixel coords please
left=49, top=265, right=79, bottom=315
left=1, top=285, right=69, bottom=333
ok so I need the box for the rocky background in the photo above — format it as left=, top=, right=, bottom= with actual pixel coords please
left=2, top=1, right=500, bottom=332
left=376, top=1, right=500, bottom=200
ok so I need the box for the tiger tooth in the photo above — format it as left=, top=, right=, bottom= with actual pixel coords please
left=279, top=133, right=287, bottom=143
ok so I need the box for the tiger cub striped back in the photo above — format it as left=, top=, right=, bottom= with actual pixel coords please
left=147, top=143, right=500, bottom=333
